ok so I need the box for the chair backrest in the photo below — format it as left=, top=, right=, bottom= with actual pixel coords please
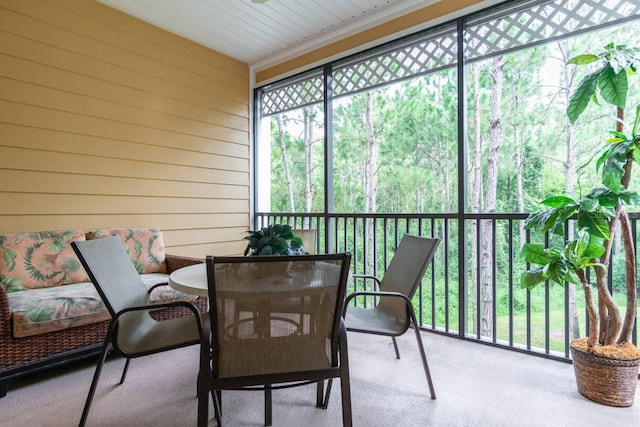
left=292, top=229, right=317, bottom=254
left=72, top=236, right=150, bottom=326
left=378, top=234, right=440, bottom=320
left=206, top=253, right=351, bottom=379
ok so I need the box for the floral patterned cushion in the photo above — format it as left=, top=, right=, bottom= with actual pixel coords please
left=140, top=273, right=194, bottom=302
left=0, top=230, right=89, bottom=292
left=86, top=228, right=167, bottom=274
left=8, top=282, right=109, bottom=338
left=8, top=275, right=194, bottom=338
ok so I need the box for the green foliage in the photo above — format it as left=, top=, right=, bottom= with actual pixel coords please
left=243, top=224, right=306, bottom=256
left=567, top=43, right=640, bottom=123
left=524, top=187, right=640, bottom=241
left=520, top=230, right=605, bottom=290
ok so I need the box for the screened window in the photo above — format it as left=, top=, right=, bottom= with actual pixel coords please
left=255, top=0, right=640, bottom=216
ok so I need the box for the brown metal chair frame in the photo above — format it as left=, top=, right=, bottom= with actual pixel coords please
left=197, top=253, right=352, bottom=427
left=329, top=234, right=440, bottom=402
left=72, top=237, right=204, bottom=427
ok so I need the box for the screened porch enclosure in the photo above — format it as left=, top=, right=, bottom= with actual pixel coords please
left=253, top=0, right=640, bottom=363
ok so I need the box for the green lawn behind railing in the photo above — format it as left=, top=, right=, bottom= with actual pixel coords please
left=418, top=287, right=638, bottom=353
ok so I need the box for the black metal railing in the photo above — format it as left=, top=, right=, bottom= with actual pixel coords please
left=255, top=211, right=639, bottom=362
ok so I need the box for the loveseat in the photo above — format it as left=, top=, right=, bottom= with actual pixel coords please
left=0, top=227, right=207, bottom=397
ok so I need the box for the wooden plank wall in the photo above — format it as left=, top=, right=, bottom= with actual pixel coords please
left=0, top=0, right=250, bottom=257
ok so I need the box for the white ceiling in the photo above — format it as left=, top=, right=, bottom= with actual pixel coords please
left=96, top=0, right=445, bottom=70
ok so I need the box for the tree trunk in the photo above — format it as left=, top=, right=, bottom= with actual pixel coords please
left=364, top=91, right=378, bottom=274
left=615, top=106, right=637, bottom=344
left=480, top=56, right=504, bottom=337
left=559, top=40, right=581, bottom=340
left=469, top=63, right=483, bottom=335
left=618, top=208, right=637, bottom=343
left=595, top=107, right=628, bottom=346
left=515, top=147, right=525, bottom=238
left=303, top=107, right=314, bottom=228
left=276, top=114, right=295, bottom=212
left=577, top=270, right=600, bottom=348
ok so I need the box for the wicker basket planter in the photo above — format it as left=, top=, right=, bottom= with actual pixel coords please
left=570, top=344, right=640, bottom=407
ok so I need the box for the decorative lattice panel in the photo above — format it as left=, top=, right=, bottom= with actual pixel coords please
left=261, top=74, right=324, bottom=116
left=260, top=0, right=640, bottom=116
left=333, top=31, right=457, bottom=97
left=466, top=0, right=640, bottom=60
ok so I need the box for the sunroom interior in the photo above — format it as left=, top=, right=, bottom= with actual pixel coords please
left=2, top=0, right=640, bottom=425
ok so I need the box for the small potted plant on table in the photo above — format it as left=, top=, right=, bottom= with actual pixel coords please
left=243, top=224, right=307, bottom=256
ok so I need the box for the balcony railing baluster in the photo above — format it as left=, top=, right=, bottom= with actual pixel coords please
left=254, top=211, right=640, bottom=362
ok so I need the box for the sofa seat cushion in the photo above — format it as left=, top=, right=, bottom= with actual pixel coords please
left=85, top=228, right=167, bottom=274
left=0, top=230, right=89, bottom=292
left=140, top=273, right=194, bottom=303
left=8, top=282, right=109, bottom=338
left=9, top=274, right=195, bottom=338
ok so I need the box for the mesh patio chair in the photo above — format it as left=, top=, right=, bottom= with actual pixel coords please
left=197, top=253, right=352, bottom=427
left=338, top=234, right=440, bottom=400
left=72, top=236, right=205, bottom=427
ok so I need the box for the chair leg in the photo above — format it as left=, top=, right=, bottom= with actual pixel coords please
left=338, top=321, right=353, bottom=427
left=119, top=358, right=131, bottom=385
left=79, top=338, right=112, bottom=427
left=197, top=343, right=213, bottom=427
left=264, top=385, right=272, bottom=426
left=197, top=374, right=209, bottom=427
left=409, top=309, right=436, bottom=399
left=391, top=336, right=401, bottom=359
left=0, top=378, right=11, bottom=398
left=316, top=381, right=324, bottom=408
left=212, top=390, right=222, bottom=427
left=316, top=381, right=324, bottom=407
left=322, top=379, right=333, bottom=410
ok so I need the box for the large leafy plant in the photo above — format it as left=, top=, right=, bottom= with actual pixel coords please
left=243, top=224, right=307, bottom=256
left=521, top=43, right=640, bottom=349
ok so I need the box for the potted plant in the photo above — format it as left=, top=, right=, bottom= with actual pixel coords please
left=520, top=42, right=640, bottom=407
left=243, top=224, right=307, bottom=256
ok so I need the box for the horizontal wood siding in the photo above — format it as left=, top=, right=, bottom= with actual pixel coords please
left=0, top=0, right=250, bottom=257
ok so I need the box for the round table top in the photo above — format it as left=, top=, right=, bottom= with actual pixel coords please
left=169, top=261, right=346, bottom=298
left=169, top=263, right=209, bottom=297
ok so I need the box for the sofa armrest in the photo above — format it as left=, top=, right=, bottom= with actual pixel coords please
left=0, top=285, right=10, bottom=324
left=165, top=254, right=204, bottom=273
left=0, top=284, right=14, bottom=368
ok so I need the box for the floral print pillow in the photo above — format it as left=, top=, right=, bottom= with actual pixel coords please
left=86, top=228, right=166, bottom=274
left=0, top=230, right=90, bottom=292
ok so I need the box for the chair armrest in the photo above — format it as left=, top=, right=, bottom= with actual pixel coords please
left=120, top=299, right=199, bottom=315
left=113, top=300, right=205, bottom=334
left=351, top=274, right=381, bottom=291
left=147, top=282, right=168, bottom=295
left=343, top=290, right=411, bottom=316
left=344, top=290, right=410, bottom=305
left=165, top=254, right=204, bottom=274
left=352, top=274, right=380, bottom=283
